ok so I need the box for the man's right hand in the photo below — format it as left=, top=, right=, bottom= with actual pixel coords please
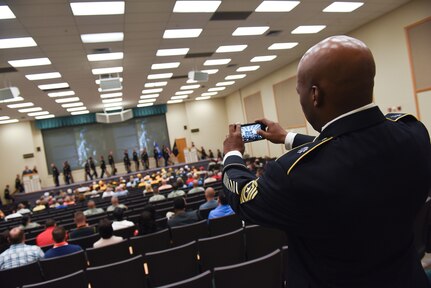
left=256, top=118, right=287, bottom=144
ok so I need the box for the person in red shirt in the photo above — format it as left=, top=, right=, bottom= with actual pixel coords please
left=36, top=218, right=56, bottom=247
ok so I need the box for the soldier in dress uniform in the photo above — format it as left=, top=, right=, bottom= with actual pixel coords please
left=51, top=163, right=60, bottom=187
left=89, top=156, right=98, bottom=179
left=132, top=149, right=140, bottom=172
left=108, top=151, right=116, bottom=176
left=123, top=150, right=131, bottom=174
left=222, top=36, right=431, bottom=288
left=141, top=148, right=149, bottom=170
left=100, top=155, right=109, bottom=178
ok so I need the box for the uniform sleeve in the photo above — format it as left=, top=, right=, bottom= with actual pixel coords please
left=222, top=155, right=303, bottom=231
left=292, top=133, right=315, bottom=148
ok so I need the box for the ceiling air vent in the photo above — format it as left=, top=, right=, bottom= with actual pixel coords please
left=210, top=11, right=252, bottom=21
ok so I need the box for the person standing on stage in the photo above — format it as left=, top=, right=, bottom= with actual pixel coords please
left=100, top=155, right=109, bottom=178
left=153, top=146, right=159, bottom=168
left=108, top=151, right=116, bottom=176
left=123, top=150, right=131, bottom=173
left=132, top=149, right=139, bottom=172
left=89, top=156, right=98, bottom=179
left=51, top=163, right=60, bottom=187
left=141, top=148, right=149, bottom=170
left=84, top=160, right=92, bottom=181
left=63, top=161, right=72, bottom=184
left=162, top=145, right=169, bottom=167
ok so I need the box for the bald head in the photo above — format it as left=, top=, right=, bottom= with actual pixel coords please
left=9, top=227, right=25, bottom=244
left=205, top=187, right=215, bottom=200
left=297, top=35, right=375, bottom=132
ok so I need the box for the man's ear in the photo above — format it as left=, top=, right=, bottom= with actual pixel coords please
left=311, top=85, right=322, bottom=107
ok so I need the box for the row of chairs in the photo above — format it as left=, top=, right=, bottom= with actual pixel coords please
left=0, top=224, right=287, bottom=288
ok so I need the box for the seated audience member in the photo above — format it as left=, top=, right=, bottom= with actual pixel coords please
left=114, top=185, right=128, bottom=197
left=158, top=179, right=172, bottom=192
left=137, top=206, right=157, bottom=235
left=107, top=196, right=127, bottom=212
left=167, top=198, right=200, bottom=228
left=83, top=200, right=104, bottom=216
left=69, top=211, right=96, bottom=239
left=20, top=216, right=40, bottom=230
left=143, top=183, right=154, bottom=195
left=185, top=173, right=194, bottom=186
left=4, top=207, right=23, bottom=221
left=55, top=198, right=67, bottom=209
left=208, top=191, right=234, bottom=220
left=199, top=187, right=218, bottom=211
left=102, top=187, right=115, bottom=198
left=177, top=177, right=187, bottom=189
left=44, top=226, right=82, bottom=259
left=204, top=171, right=217, bottom=184
left=188, top=180, right=205, bottom=195
left=36, top=219, right=56, bottom=247
left=16, top=203, right=31, bottom=215
left=0, top=230, right=10, bottom=254
left=64, top=196, right=75, bottom=206
left=111, top=208, right=134, bottom=231
left=0, top=227, right=44, bottom=269
left=149, top=188, right=166, bottom=203
left=93, top=219, right=123, bottom=248
left=32, top=200, right=46, bottom=212
left=167, top=182, right=186, bottom=199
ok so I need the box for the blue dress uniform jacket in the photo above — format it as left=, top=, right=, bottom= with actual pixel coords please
left=222, top=107, right=431, bottom=288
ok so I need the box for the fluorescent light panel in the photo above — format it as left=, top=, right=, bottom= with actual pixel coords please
left=38, top=82, right=69, bottom=90
left=55, top=97, right=80, bottom=103
left=323, top=2, right=364, bottom=12
left=180, top=84, right=200, bottom=90
left=140, top=94, right=159, bottom=99
left=48, top=91, right=75, bottom=97
left=81, top=32, right=124, bottom=43
left=105, top=106, right=122, bottom=111
left=28, top=111, right=49, bottom=117
left=19, top=107, right=42, bottom=113
left=251, top=55, right=277, bottom=62
left=104, top=102, right=122, bottom=107
left=70, top=1, right=125, bottom=16
left=163, top=29, right=202, bottom=39
left=216, top=81, right=235, bottom=86
left=0, top=6, right=16, bottom=19
left=142, top=88, right=163, bottom=94
left=201, top=92, right=217, bottom=96
left=175, top=90, right=194, bottom=95
left=67, top=107, right=87, bottom=112
left=151, top=62, right=180, bottom=70
left=87, top=52, right=124, bottom=61
left=147, top=73, right=173, bottom=80
left=139, top=99, right=157, bottom=103
left=92, top=67, right=123, bottom=75
left=0, top=96, right=24, bottom=103
left=98, top=87, right=122, bottom=92
left=71, top=110, right=90, bottom=115
left=137, top=103, right=154, bottom=107
left=0, top=116, right=10, bottom=121
left=208, top=87, right=225, bottom=92
left=201, top=69, right=218, bottom=74
left=35, top=114, right=55, bottom=119
left=0, top=37, right=37, bottom=49
left=225, top=74, right=246, bottom=80
left=8, top=58, right=51, bottom=68
left=25, top=72, right=61, bottom=81
left=216, top=45, right=247, bottom=53
left=167, top=100, right=183, bottom=104
left=171, top=95, right=188, bottom=100
left=196, top=96, right=210, bottom=100
left=144, top=81, right=167, bottom=88
left=100, top=92, right=122, bottom=98
left=173, top=1, right=221, bottom=13
left=7, top=102, right=34, bottom=109
left=0, top=119, right=18, bottom=124
left=268, top=42, right=298, bottom=50
left=232, top=26, right=269, bottom=36
left=62, top=102, right=83, bottom=108
left=291, top=25, right=326, bottom=34
left=95, top=78, right=123, bottom=84
left=156, top=48, right=189, bottom=56
left=255, top=1, right=300, bottom=12
left=203, top=59, right=231, bottom=66
left=237, top=65, right=260, bottom=72
left=102, top=98, right=122, bottom=103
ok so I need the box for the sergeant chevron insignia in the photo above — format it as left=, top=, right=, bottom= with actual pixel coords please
left=240, top=179, right=259, bottom=203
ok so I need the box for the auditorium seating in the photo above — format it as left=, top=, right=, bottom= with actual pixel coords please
left=129, top=228, right=171, bottom=256
left=208, top=213, right=243, bottom=236
left=113, top=225, right=136, bottom=238
left=22, top=270, right=87, bottom=288
left=68, top=233, right=100, bottom=249
left=170, top=220, right=208, bottom=247
left=157, top=270, right=213, bottom=288
left=85, top=239, right=131, bottom=266
left=0, top=261, right=43, bottom=288
left=244, top=224, right=287, bottom=260
left=39, top=250, right=87, bottom=280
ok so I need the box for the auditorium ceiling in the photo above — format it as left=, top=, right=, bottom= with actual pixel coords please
left=0, top=0, right=411, bottom=123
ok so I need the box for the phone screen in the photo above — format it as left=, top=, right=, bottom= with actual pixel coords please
left=241, top=123, right=266, bottom=143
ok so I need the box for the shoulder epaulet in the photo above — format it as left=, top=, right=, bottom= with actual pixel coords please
left=385, top=113, right=417, bottom=122
left=277, top=137, right=333, bottom=175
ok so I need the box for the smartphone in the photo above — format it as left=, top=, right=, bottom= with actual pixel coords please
left=240, top=122, right=267, bottom=143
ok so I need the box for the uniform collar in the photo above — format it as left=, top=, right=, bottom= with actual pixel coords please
left=317, top=105, right=386, bottom=140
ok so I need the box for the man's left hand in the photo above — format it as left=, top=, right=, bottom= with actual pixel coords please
left=223, top=124, right=245, bottom=155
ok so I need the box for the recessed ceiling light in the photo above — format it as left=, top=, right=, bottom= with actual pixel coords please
left=92, top=67, right=123, bottom=75
left=140, top=94, right=159, bottom=99
left=180, top=84, right=200, bottom=90
left=201, top=69, right=219, bottom=74
left=139, top=99, right=157, bottom=103
left=0, top=96, right=24, bottom=103
left=48, top=91, right=75, bottom=97
left=102, top=98, right=122, bottom=104
left=0, top=37, right=37, bottom=49
left=28, top=111, right=49, bottom=117
left=187, top=79, right=198, bottom=84
left=216, top=81, right=235, bottom=86
left=0, top=116, right=10, bottom=121
left=105, top=106, right=123, bottom=111
left=55, top=97, right=80, bottom=103
left=216, top=45, right=248, bottom=53
left=144, top=81, right=168, bottom=88
left=237, top=65, right=260, bottom=72
left=142, top=88, right=163, bottom=94
left=175, top=90, right=194, bottom=95
left=35, top=114, right=55, bottom=119
left=291, top=25, right=326, bottom=34
left=87, top=52, right=124, bottom=61
left=62, top=102, right=84, bottom=108
left=0, top=6, right=16, bottom=19
left=156, top=48, right=190, bottom=56
left=225, top=74, right=246, bottom=80
left=232, top=26, right=269, bottom=36
left=0, top=119, right=18, bottom=125
left=98, top=87, right=122, bottom=92
left=147, top=73, right=173, bottom=80
left=151, top=62, right=180, bottom=70
left=8, top=57, right=51, bottom=68
left=204, top=59, right=231, bottom=66
left=25, top=72, right=61, bottom=81
left=67, top=107, right=87, bottom=112
left=251, top=55, right=277, bottom=62
left=167, top=99, right=183, bottom=104
left=196, top=96, right=210, bottom=100
left=81, top=32, right=124, bottom=43
left=255, top=1, right=300, bottom=12
left=7, top=102, right=34, bottom=109
left=70, top=1, right=125, bottom=16
left=100, top=92, right=122, bottom=98
left=137, top=103, right=154, bottom=107
left=208, top=87, right=226, bottom=92
left=173, top=1, right=221, bottom=13
left=323, top=2, right=364, bottom=12
left=104, top=102, right=122, bottom=108
left=268, top=42, right=298, bottom=50
left=19, top=107, right=42, bottom=113
left=38, top=82, right=69, bottom=90
left=202, top=92, right=217, bottom=96
left=163, top=29, right=202, bottom=39
left=95, top=78, right=123, bottom=84
left=71, top=110, right=90, bottom=115
left=171, top=95, right=188, bottom=100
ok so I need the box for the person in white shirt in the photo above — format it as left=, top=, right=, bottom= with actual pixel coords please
left=16, top=203, right=31, bottom=215
left=106, top=196, right=127, bottom=212
left=93, top=219, right=123, bottom=248
left=111, top=208, right=134, bottom=231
